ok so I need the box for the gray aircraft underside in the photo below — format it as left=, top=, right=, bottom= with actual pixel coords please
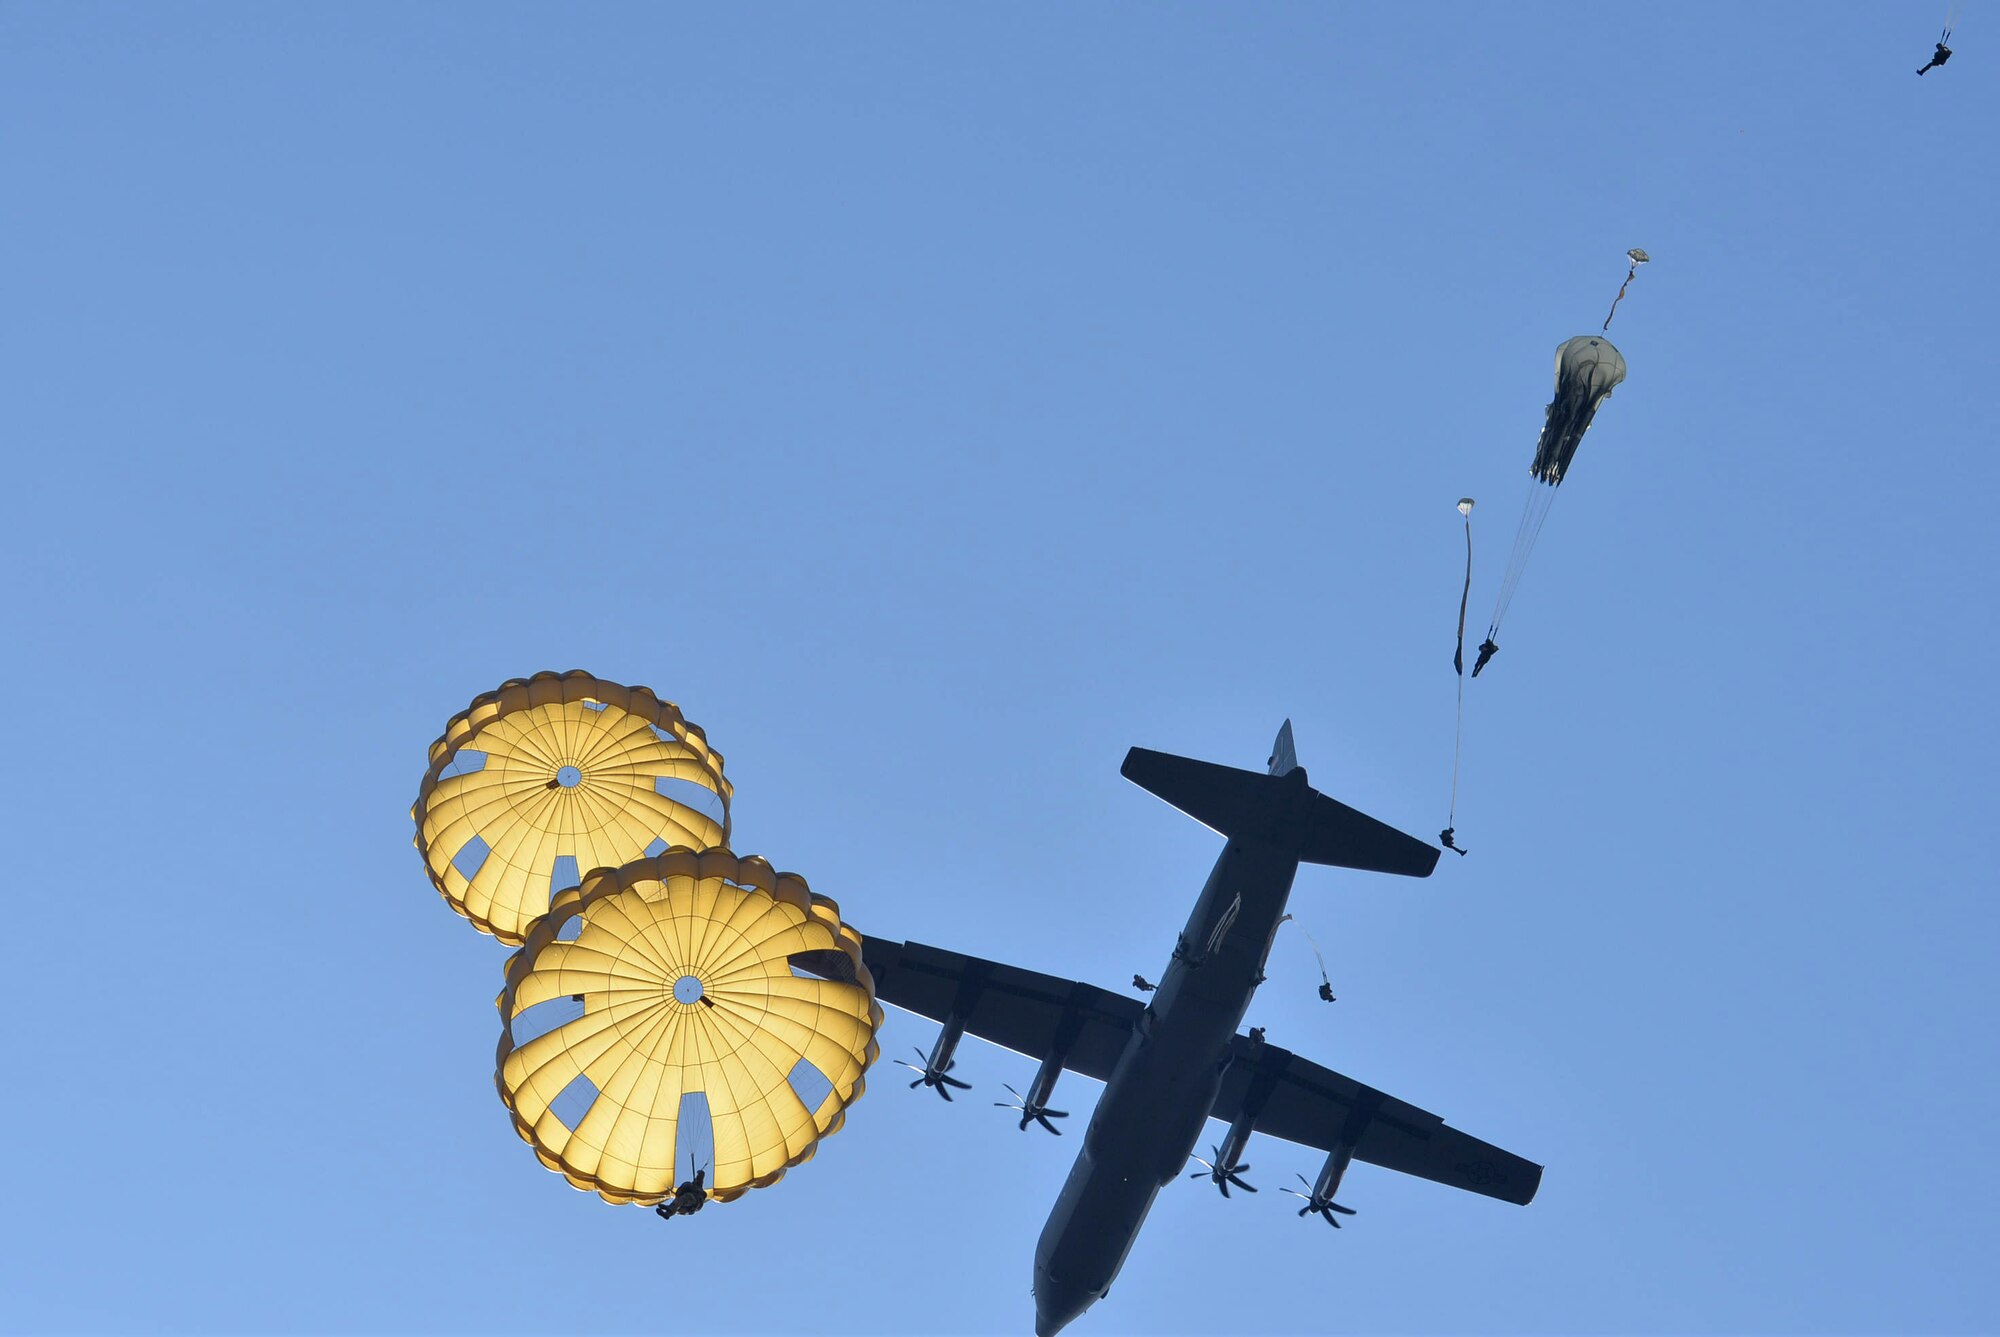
left=842, top=723, right=1541, bottom=1336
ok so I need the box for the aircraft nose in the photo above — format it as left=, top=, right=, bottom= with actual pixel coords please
left=1034, top=1271, right=1091, bottom=1337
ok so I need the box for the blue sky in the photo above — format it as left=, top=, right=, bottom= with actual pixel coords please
left=4, top=3, right=1996, bottom=1333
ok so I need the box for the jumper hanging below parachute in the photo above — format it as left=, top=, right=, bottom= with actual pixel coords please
left=1475, top=331, right=1629, bottom=677
left=1918, top=29, right=1954, bottom=73
left=1470, top=248, right=1644, bottom=677
left=1444, top=252, right=1646, bottom=850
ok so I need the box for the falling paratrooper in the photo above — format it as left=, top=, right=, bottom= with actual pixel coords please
left=1918, top=2, right=1957, bottom=75
left=1470, top=250, right=1644, bottom=678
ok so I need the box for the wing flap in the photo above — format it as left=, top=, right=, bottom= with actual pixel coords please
left=1213, top=1038, right=1542, bottom=1206
left=855, top=937, right=1142, bottom=1082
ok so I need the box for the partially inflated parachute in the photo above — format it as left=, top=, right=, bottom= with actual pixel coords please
left=495, top=849, right=882, bottom=1204
left=1474, top=334, right=1628, bottom=675
left=1529, top=336, right=1626, bottom=486
left=413, top=671, right=731, bottom=944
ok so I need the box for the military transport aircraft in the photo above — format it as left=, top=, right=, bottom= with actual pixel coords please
left=837, top=723, right=1541, bottom=1336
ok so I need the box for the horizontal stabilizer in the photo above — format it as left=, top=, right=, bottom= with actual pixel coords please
left=1122, top=748, right=1438, bottom=878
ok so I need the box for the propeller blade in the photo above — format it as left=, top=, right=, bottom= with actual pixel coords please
left=1043, top=1108, right=1068, bottom=1119
left=1298, top=1204, right=1313, bottom=1218
left=939, top=1074, right=972, bottom=1090
left=1035, top=1114, right=1064, bottom=1136
left=1331, top=1204, right=1356, bottom=1215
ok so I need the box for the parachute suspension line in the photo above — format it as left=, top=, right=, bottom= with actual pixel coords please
left=1453, top=500, right=1474, bottom=677
left=1602, top=247, right=1650, bottom=332
left=1487, top=476, right=1558, bottom=641
left=1449, top=501, right=1474, bottom=826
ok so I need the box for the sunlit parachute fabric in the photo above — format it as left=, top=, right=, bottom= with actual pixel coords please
left=495, top=849, right=882, bottom=1204
left=1530, top=336, right=1627, bottom=485
left=413, top=671, right=732, bottom=944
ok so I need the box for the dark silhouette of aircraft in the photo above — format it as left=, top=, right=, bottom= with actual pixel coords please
left=846, top=722, right=1541, bottom=1335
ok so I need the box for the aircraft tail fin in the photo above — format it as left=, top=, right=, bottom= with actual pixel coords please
left=1122, top=730, right=1438, bottom=878
left=1266, top=719, right=1299, bottom=778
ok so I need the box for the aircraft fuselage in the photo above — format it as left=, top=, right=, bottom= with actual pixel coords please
left=1032, top=829, right=1300, bottom=1336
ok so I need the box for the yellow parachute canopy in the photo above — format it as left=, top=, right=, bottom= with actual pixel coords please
left=413, top=671, right=731, bottom=945
left=495, top=849, right=882, bottom=1205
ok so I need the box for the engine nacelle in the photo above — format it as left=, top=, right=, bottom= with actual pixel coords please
left=1025, top=1050, right=1064, bottom=1110
left=1312, top=1143, right=1354, bottom=1203
left=1215, top=1109, right=1256, bottom=1174
left=925, top=1013, right=968, bottom=1075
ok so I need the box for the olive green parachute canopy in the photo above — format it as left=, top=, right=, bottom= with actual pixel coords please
left=1530, top=335, right=1626, bottom=486
left=413, top=671, right=731, bottom=945
left=495, top=849, right=882, bottom=1204
left=1480, top=334, right=1633, bottom=664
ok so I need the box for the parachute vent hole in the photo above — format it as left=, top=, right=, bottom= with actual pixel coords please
left=654, top=776, right=727, bottom=830
left=451, top=835, right=490, bottom=881
left=437, top=749, right=487, bottom=780
left=674, top=1092, right=715, bottom=1182
left=550, top=1073, right=599, bottom=1130
left=673, top=975, right=705, bottom=1005
left=511, top=995, right=586, bottom=1046
left=555, top=765, right=582, bottom=789
left=581, top=700, right=608, bottom=712
left=786, top=1058, right=836, bottom=1119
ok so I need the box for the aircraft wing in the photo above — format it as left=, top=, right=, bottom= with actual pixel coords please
left=857, top=937, right=1142, bottom=1082
left=1210, top=1034, right=1542, bottom=1206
